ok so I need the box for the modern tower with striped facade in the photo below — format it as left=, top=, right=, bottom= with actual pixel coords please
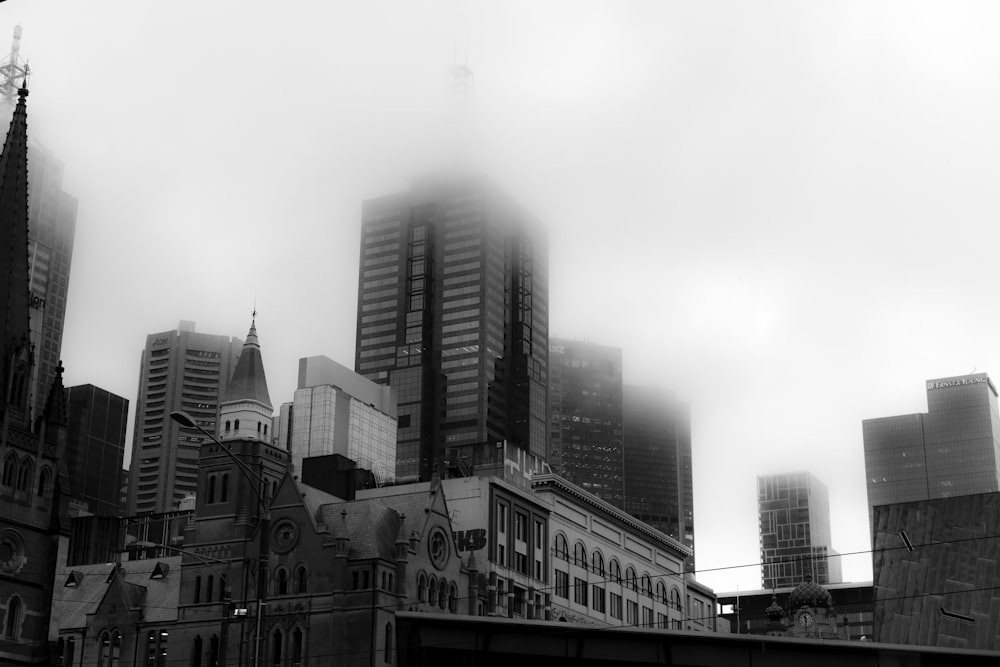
left=355, top=173, right=548, bottom=482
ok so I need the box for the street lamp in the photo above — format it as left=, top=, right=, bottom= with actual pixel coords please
left=169, top=410, right=271, bottom=667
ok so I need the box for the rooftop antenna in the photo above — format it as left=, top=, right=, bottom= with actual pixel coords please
left=0, top=25, right=30, bottom=106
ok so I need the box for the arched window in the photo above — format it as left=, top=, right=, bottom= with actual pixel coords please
left=271, top=628, right=283, bottom=667
left=65, top=637, right=76, bottom=667
left=1, top=454, right=15, bottom=486
left=439, top=580, right=448, bottom=610
left=449, top=583, right=458, bottom=613
left=194, top=576, right=202, bottom=603
left=276, top=568, right=288, bottom=595
left=417, top=573, right=427, bottom=602
left=37, top=467, right=50, bottom=498
left=573, top=542, right=587, bottom=568
left=220, top=474, right=229, bottom=502
left=295, top=566, right=308, bottom=594
left=207, top=476, right=216, bottom=504
left=642, top=574, right=653, bottom=598
left=671, top=587, right=681, bottom=610
left=591, top=551, right=605, bottom=577
left=554, top=534, right=569, bottom=561
left=206, top=575, right=214, bottom=603
left=292, top=627, right=304, bottom=666
left=656, top=581, right=667, bottom=604
left=264, top=424, right=268, bottom=437
left=234, top=419, right=240, bottom=431
left=271, top=480, right=278, bottom=499
left=609, top=559, right=622, bottom=583
left=209, top=636, right=219, bottom=667
left=225, top=420, right=231, bottom=434
left=16, top=457, right=33, bottom=492
left=428, top=576, right=438, bottom=605
left=97, top=631, right=111, bottom=667
left=257, top=421, right=262, bottom=433
left=4, top=596, right=21, bottom=639
left=191, top=635, right=203, bottom=667
left=625, top=566, right=637, bottom=591
left=383, top=623, right=392, bottom=663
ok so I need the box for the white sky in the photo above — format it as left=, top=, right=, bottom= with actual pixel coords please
left=11, top=1, right=1000, bottom=594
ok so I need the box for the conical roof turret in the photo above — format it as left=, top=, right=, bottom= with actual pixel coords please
left=224, top=318, right=272, bottom=409
left=42, top=360, right=67, bottom=426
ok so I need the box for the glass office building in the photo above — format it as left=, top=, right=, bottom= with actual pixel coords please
left=757, top=471, right=841, bottom=589
left=622, top=385, right=695, bottom=568
left=863, top=373, right=1000, bottom=532
left=66, top=384, right=129, bottom=516
left=548, top=338, right=624, bottom=507
left=354, top=173, right=548, bottom=481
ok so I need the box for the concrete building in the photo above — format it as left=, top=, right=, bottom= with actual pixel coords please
left=623, top=385, right=695, bottom=567
left=0, top=84, right=68, bottom=666
left=126, top=321, right=243, bottom=514
left=276, top=355, right=396, bottom=482
left=65, top=384, right=128, bottom=516
left=863, top=373, right=1000, bottom=532
left=757, top=472, right=841, bottom=590
left=355, top=173, right=548, bottom=481
left=548, top=338, right=624, bottom=507
left=872, top=492, right=1000, bottom=650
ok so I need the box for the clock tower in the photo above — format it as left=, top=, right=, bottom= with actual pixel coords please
left=785, top=575, right=842, bottom=639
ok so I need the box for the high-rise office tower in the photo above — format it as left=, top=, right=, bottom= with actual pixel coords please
left=276, top=355, right=397, bottom=480
left=862, top=372, right=1000, bottom=531
left=1, top=31, right=78, bottom=424
left=548, top=338, right=624, bottom=506
left=354, top=173, right=548, bottom=481
left=622, top=385, right=695, bottom=566
left=65, top=384, right=129, bottom=516
left=757, top=471, right=841, bottom=589
left=127, top=321, right=242, bottom=514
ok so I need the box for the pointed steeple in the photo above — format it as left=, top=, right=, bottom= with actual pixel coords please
left=218, top=317, right=273, bottom=442
left=41, top=360, right=67, bottom=426
left=0, top=83, right=31, bottom=406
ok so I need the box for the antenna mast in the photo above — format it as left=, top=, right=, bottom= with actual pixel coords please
left=0, top=25, right=30, bottom=105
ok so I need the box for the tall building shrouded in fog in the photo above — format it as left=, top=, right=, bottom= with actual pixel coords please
left=757, top=471, right=841, bottom=590
left=65, top=384, right=129, bottom=516
left=548, top=338, right=624, bottom=506
left=863, top=373, right=1000, bottom=532
left=622, top=385, right=695, bottom=566
left=354, top=174, right=548, bottom=481
left=127, top=321, right=242, bottom=514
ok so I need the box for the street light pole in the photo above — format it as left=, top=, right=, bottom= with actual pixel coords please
left=169, top=410, right=271, bottom=667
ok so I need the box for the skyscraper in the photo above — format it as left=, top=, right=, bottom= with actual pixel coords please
left=354, top=173, right=548, bottom=481
left=622, top=385, right=695, bottom=565
left=276, top=355, right=397, bottom=481
left=127, top=321, right=242, bottom=514
left=65, top=384, right=129, bottom=516
left=862, top=373, right=1000, bottom=531
left=757, top=471, right=841, bottom=589
left=548, top=338, right=624, bottom=506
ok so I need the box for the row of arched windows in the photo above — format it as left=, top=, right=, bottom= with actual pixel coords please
left=553, top=533, right=683, bottom=608
left=223, top=419, right=269, bottom=438
left=97, top=630, right=122, bottom=667
left=416, top=572, right=459, bottom=613
left=189, top=634, right=220, bottom=667
left=205, top=472, right=229, bottom=504
left=193, top=573, right=226, bottom=604
left=273, top=564, right=309, bottom=596
left=266, top=625, right=305, bottom=667
left=1, top=453, right=50, bottom=498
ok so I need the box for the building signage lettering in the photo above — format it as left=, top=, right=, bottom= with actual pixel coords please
left=28, top=292, right=46, bottom=311
left=153, top=337, right=170, bottom=347
left=549, top=344, right=566, bottom=354
left=927, top=377, right=988, bottom=390
left=453, top=529, right=487, bottom=552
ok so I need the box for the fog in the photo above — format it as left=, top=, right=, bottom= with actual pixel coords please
left=11, top=0, right=1000, bottom=592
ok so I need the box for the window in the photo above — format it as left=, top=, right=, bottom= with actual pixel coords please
left=207, top=476, right=216, bottom=504
left=194, top=576, right=201, bottom=603
left=428, top=577, right=438, bottom=605
left=591, top=551, right=605, bottom=578
left=671, top=587, right=682, bottom=611
left=554, top=570, right=569, bottom=599
left=642, top=607, right=654, bottom=627
left=206, top=575, right=214, bottom=602
left=449, top=584, right=458, bottom=613
left=609, top=559, right=621, bottom=583
left=625, top=567, right=637, bottom=591
left=610, top=593, right=622, bottom=620
left=270, top=628, right=283, bottom=667
left=277, top=568, right=288, bottom=595
left=2, top=454, right=16, bottom=486
left=16, top=458, right=32, bottom=492
left=554, top=534, right=568, bottom=561
left=37, top=467, right=50, bottom=498
left=439, top=580, right=448, bottom=610
left=656, top=581, right=668, bottom=604
left=4, top=596, right=21, bottom=639
left=573, top=577, right=588, bottom=606
left=642, top=574, right=653, bottom=598
left=292, top=627, right=304, bottom=667
left=98, top=630, right=122, bottom=667
left=592, top=585, right=606, bottom=613
left=220, top=474, right=229, bottom=502
left=191, top=635, right=203, bottom=667
left=296, top=566, right=308, bottom=594
left=514, top=512, right=527, bottom=541
left=573, top=542, right=587, bottom=568
left=627, top=600, right=639, bottom=626
left=383, top=623, right=392, bottom=663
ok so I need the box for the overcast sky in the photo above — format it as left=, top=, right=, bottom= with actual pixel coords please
left=10, top=1, right=1000, bottom=594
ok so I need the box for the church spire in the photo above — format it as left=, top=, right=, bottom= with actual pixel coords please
left=0, top=82, right=31, bottom=411
left=218, top=316, right=273, bottom=442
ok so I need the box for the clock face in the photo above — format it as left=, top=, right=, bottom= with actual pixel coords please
left=427, top=527, right=450, bottom=570
left=271, top=519, right=300, bottom=554
left=798, top=611, right=814, bottom=628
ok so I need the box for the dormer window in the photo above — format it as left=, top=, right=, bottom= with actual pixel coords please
left=64, top=571, right=83, bottom=588
left=150, top=562, right=170, bottom=580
